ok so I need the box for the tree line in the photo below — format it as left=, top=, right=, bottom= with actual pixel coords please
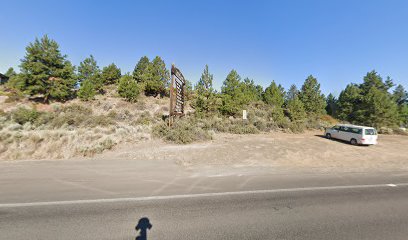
left=2, top=35, right=407, bottom=129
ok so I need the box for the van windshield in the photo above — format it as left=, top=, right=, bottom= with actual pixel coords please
left=365, top=129, right=377, bottom=135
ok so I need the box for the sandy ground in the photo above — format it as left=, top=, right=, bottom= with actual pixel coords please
left=94, top=131, right=408, bottom=173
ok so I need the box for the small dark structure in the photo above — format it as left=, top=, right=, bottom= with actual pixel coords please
left=0, top=73, right=9, bottom=84
left=135, top=217, right=152, bottom=240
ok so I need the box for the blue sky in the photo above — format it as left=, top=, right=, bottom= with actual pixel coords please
left=1, top=0, right=407, bottom=95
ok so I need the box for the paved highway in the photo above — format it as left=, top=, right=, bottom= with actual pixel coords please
left=1, top=159, right=408, bottom=239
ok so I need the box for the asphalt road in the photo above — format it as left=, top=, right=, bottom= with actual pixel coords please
left=1, top=159, right=408, bottom=239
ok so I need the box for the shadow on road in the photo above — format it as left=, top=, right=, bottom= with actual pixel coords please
left=135, top=217, right=152, bottom=240
left=314, top=134, right=368, bottom=147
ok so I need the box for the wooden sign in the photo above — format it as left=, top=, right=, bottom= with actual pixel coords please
left=169, top=64, right=186, bottom=117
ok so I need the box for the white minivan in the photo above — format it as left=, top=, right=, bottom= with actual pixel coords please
left=325, top=124, right=378, bottom=145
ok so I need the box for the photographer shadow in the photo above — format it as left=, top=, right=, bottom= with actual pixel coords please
left=135, top=217, right=152, bottom=240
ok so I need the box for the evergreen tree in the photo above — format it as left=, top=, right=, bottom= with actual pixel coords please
left=77, top=79, right=96, bottom=101
left=196, top=65, right=213, bottom=92
left=101, top=63, right=121, bottom=84
left=393, top=84, right=407, bottom=106
left=337, top=71, right=400, bottom=128
left=193, top=65, right=218, bottom=114
left=399, top=104, right=408, bottom=127
left=393, top=84, right=408, bottom=126
left=146, top=56, right=169, bottom=96
left=132, top=56, right=169, bottom=96
left=132, top=56, right=150, bottom=84
left=337, top=84, right=362, bottom=122
left=78, top=55, right=103, bottom=92
left=325, top=93, right=338, bottom=117
left=299, top=75, right=326, bottom=116
left=286, top=84, right=299, bottom=102
left=184, top=79, right=193, bottom=101
left=17, top=35, right=76, bottom=102
left=221, top=70, right=241, bottom=96
left=220, top=70, right=243, bottom=115
left=78, top=55, right=99, bottom=81
left=286, top=96, right=307, bottom=122
left=5, top=67, right=16, bottom=78
left=364, top=86, right=399, bottom=128
left=118, top=74, right=140, bottom=102
left=263, top=81, right=284, bottom=107
left=360, top=70, right=389, bottom=94
left=240, top=78, right=262, bottom=103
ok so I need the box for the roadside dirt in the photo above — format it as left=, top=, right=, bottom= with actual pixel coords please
left=96, top=131, right=408, bottom=173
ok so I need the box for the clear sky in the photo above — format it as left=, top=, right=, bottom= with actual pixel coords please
left=1, top=0, right=407, bottom=95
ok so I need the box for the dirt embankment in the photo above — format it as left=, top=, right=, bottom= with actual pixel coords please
left=97, top=131, right=408, bottom=173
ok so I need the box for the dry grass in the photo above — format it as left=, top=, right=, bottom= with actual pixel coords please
left=0, top=94, right=168, bottom=160
left=0, top=124, right=150, bottom=160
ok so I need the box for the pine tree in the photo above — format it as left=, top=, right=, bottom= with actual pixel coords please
left=147, top=56, right=169, bottom=96
left=132, top=56, right=150, bottom=84
left=299, top=75, right=326, bottom=116
left=393, top=84, right=408, bottom=126
left=5, top=67, right=16, bottom=78
left=118, top=74, right=140, bottom=102
left=77, top=79, right=96, bottom=101
left=263, top=81, right=284, bottom=107
left=364, top=87, right=399, bottom=128
left=221, top=70, right=241, bottom=96
left=360, top=70, right=389, bottom=94
left=325, top=93, right=338, bottom=117
left=286, top=96, right=307, bottom=122
left=286, top=84, right=299, bottom=102
left=337, top=84, right=362, bottom=122
left=132, top=56, right=169, bottom=96
left=393, top=84, right=407, bottom=106
left=78, top=55, right=103, bottom=92
left=220, top=70, right=242, bottom=115
left=101, top=63, right=121, bottom=84
left=337, top=71, right=401, bottom=128
left=193, top=65, right=218, bottom=114
left=17, top=35, right=76, bottom=102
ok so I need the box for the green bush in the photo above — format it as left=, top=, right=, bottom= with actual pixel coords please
left=153, top=118, right=212, bottom=144
left=393, top=128, right=408, bottom=136
left=49, top=104, right=113, bottom=128
left=134, top=111, right=155, bottom=125
left=289, top=121, right=306, bottom=133
left=11, top=107, right=41, bottom=125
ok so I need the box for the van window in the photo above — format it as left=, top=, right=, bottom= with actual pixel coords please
left=365, top=129, right=377, bottom=135
left=333, top=126, right=340, bottom=130
left=340, top=126, right=349, bottom=132
left=350, top=128, right=362, bottom=134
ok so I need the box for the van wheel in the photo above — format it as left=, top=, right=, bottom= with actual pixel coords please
left=326, top=133, right=331, bottom=139
left=350, top=138, right=358, bottom=145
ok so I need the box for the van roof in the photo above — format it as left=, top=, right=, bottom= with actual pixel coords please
left=335, top=124, right=375, bottom=129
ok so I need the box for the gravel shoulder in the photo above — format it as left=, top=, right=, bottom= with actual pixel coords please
left=95, top=131, right=408, bottom=173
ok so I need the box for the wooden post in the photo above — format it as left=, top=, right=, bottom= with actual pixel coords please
left=169, top=64, right=175, bottom=126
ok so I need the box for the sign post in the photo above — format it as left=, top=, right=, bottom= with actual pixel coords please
left=169, top=64, right=186, bottom=126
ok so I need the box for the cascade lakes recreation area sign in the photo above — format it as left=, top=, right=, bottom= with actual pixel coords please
left=169, top=64, right=186, bottom=123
